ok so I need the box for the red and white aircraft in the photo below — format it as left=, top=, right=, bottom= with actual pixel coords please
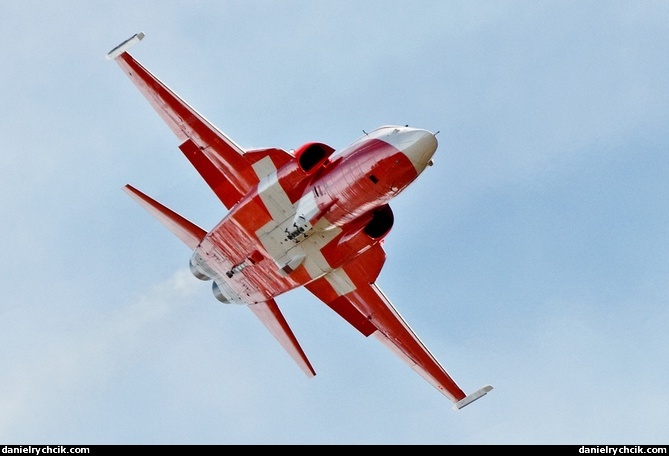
left=107, top=32, right=492, bottom=409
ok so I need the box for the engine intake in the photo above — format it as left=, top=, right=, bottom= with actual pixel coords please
left=294, top=142, right=335, bottom=174
left=364, top=204, right=394, bottom=239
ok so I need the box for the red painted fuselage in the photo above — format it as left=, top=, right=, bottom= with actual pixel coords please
left=191, top=126, right=436, bottom=305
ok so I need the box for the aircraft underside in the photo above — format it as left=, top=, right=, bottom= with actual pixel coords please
left=108, top=32, right=493, bottom=409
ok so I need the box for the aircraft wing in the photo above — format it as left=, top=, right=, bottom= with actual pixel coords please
left=307, top=243, right=492, bottom=409
left=107, top=33, right=293, bottom=209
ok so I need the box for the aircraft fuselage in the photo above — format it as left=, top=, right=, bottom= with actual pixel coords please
left=110, top=32, right=492, bottom=407
left=190, top=126, right=437, bottom=304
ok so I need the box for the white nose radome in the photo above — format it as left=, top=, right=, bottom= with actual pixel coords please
left=382, top=127, right=438, bottom=173
left=396, top=128, right=438, bottom=173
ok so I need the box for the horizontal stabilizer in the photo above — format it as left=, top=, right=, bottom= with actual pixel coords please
left=106, top=32, right=145, bottom=60
left=453, top=385, right=494, bottom=410
left=124, top=184, right=206, bottom=250
left=248, top=300, right=316, bottom=377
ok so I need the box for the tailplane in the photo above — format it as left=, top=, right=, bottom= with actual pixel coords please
left=124, top=184, right=207, bottom=249
left=248, top=299, right=316, bottom=377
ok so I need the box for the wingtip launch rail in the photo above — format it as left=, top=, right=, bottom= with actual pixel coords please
left=106, top=32, right=145, bottom=60
left=108, top=32, right=493, bottom=410
left=453, top=384, right=494, bottom=410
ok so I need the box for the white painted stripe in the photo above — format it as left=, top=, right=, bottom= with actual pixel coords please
left=254, top=157, right=293, bottom=222
left=324, top=268, right=356, bottom=296
left=252, top=155, right=277, bottom=180
left=251, top=156, right=356, bottom=292
left=300, top=218, right=342, bottom=279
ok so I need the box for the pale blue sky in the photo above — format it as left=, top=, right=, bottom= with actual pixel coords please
left=1, top=0, right=668, bottom=444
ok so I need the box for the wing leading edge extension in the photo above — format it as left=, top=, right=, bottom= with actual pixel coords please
left=307, top=243, right=492, bottom=409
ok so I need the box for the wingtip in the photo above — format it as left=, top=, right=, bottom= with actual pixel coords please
left=106, top=31, right=145, bottom=60
left=453, top=384, right=493, bottom=410
left=304, top=367, right=317, bottom=378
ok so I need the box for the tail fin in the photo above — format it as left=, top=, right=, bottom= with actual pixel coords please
left=124, top=184, right=207, bottom=249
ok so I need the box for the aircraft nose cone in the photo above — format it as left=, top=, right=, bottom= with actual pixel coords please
left=401, top=129, right=438, bottom=173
